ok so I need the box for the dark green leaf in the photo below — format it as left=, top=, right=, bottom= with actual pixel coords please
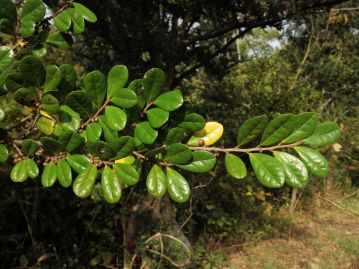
left=114, top=163, right=139, bottom=186
left=87, top=141, right=116, bottom=160
left=177, top=150, right=216, bottom=173
left=46, top=32, right=73, bottom=49
left=165, top=143, right=192, bottom=164
left=146, top=108, right=169, bottom=128
left=114, top=136, right=135, bottom=158
left=13, top=87, right=37, bottom=105
left=294, top=146, right=329, bottom=177
left=249, top=153, right=285, bottom=188
left=65, top=90, right=92, bottom=116
left=58, top=105, right=80, bottom=131
left=58, top=64, right=77, bottom=93
left=178, top=113, right=206, bottom=132
left=101, top=166, right=121, bottom=203
left=85, top=122, right=102, bottom=142
left=104, top=106, right=127, bottom=131
left=237, top=115, right=268, bottom=146
left=21, top=139, right=39, bottom=156
left=224, top=153, right=247, bottom=179
left=165, top=127, right=185, bottom=145
left=40, top=137, right=62, bottom=154
left=153, top=89, right=183, bottom=112
left=57, top=159, right=72, bottom=187
left=273, top=151, right=308, bottom=189
left=146, top=164, right=166, bottom=198
left=41, top=161, right=57, bottom=187
left=66, top=154, right=91, bottom=174
left=109, top=88, right=137, bottom=108
left=58, top=130, right=84, bottom=152
left=83, top=70, right=107, bottom=106
left=143, top=68, right=165, bottom=101
left=166, top=167, right=190, bottom=203
left=260, top=114, right=295, bottom=146
left=0, top=0, right=17, bottom=34
left=73, top=164, right=97, bottom=198
left=5, top=73, right=25, bottom=92
left=0, top=144, right=8, bottom=162
left=107, top=65, right=128, bottom=97
left=304, top=121, right=341, bottom=147
left=282, top=112, right=318, bottom=144
left=20, top=56, right=45, bottom=86
left=42, top=94, right=59, bottom=113
left=134, top=121, right=158, bottom=145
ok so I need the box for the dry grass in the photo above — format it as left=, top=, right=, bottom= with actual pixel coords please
left=225, top=192, right=359, bottom=269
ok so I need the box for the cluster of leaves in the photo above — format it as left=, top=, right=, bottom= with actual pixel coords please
left=0, top=0, right=341, bottom=207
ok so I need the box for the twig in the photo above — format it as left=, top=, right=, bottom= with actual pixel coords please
left=339, top=189, right=359, bottom=200
left=80, top=98, right=110, bottom=130
left=320, top=196, right=359, bottom=217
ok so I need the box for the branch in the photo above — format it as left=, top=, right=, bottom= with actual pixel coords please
left=80, top=98, right=110, bottom=131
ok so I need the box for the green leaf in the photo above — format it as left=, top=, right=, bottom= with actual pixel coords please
left=304, top=121, right=341, bottom=147
left=58, top=64, right=77, bottom=93
left=21, top=0, right=45, bottom=22
left=282, top=112, right=318, bottom=144
left=73, top=2, right=97, bottom=23
left=83, top=70, right=107, bottom=106
left=11, top=160, right=28, bottom=182
left=41, top=161, right=57, bottom=187
left=73, top=164, right=97, bottom=198
left=237, top=115, right=268, bottom=146
left=85, top=122, right=102, bottom=142
left=273, top=151, right=308, bottom=189
left=0, top=144, right=9, bottom=162
left=114, top=136, right=135, bottom=158
left=20, top=56, right=45, bottom=86
left=5, top=73, right=25, bottom=92
left=177, top=150, right=216, bottom=173
left=71, top=9, right=85, bottom=34
left=99, top=116, right=118, bottom=147
left=66, top=154, right=91, bottom=174
left=101, top=166, right=121, bottom=203
left=146, top=164, right=166, bottom=198
left=43, top=0, right=58, bottom=8
left=178, top=113, right=206, bottom=132
left=42, top=94, right=59, bottom=113
left=21, top=139, right=39, bottom=156
left=166, top=167, right=190, bottom=203
left=37, top=116, right=55, bottom=135
left=0, top=46, right=14, bottom=71
left=165, top=127, right=185, bottom=145
left=107, top=65, right=128, bottom=97
left=109, top=88, right=138, bottom=108
left=13, top=87, right=37, bottom=105
left=134, top=121, right=158, bottom=145
left=114, top=163, right=139, bottom=186
left=32, top=45, right=47, bottom=57
left=40, top=137, right=62, bottom=154
left=54, top=8, right=73, bottom=32
left=25, top=159, right=39, bottom=179
left=65, top=90, right=92, bottom=116
left=153, top=90, right=183, bottom=112
left=0, top=107, right=4, bottom=121
left=58, top=105, right=80, bottom=131
left=104, top=106, right=127, bottom=131
left=165, top=143, right=192, bottom=164
left=143, top=68, right=165, bottom=101
left=57, top=159, right=72, bottom=187
left=294, top=146, right=329, bottom=177
left=249, top=153, right=285, bottom=188
left=58, top=130, right=84, bottom=152
left=19, top=19, right=35, bottom=37
left=260, top=114, right=295, bottom=146
left=224, top=153, right=247, bottom=179
left=0, top=0, right=17, bottom=34
left=46, top=32, right=73, bottom=49
left=87, top=141, right=116, bottom=160
left=146, top=108, right=169, bottom=128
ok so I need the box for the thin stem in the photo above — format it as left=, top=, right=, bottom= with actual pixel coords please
left=80, top=98, right=110, bottom=130
left=188, top=141, right=303, bottom=154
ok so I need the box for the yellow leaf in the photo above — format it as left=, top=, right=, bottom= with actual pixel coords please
left=187, top=122, right=223, bottom=146
left=115, top=155, right=135, bottom=164
left=40, top=110, right=55, bottom=120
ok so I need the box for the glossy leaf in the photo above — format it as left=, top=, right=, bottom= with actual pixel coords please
left=146, top=108, right=169, bottom=128
left=99, top=116, right=118, bottom=147
left=59, top=130, right=84, bottom=152
left=115, top=136, right=135, bottom=158
left=109, top=88, right=138, bottom=108
left=19, top=19, right=35, bottom=37
left=114, top=163, right=139, bottom=186
left=42, top=94, right=59, bottom=113
left=260, top=114, right=295, bottom=146
left=115, top=155, right=135, bottom=165
left=165, top=127, right=185, bottom=145
left=224, top=153, right=247, bottom=179
left=294, top=146, right=329, bottom=177
left=66, top=154, right=91, bottom=174
left=11, top=160, right=28, bottom=182
left=249, top=153, right=285, bottom=188
left=83, top=70, right=107, bottom=106
left=147, top=164, right=166, bottom=198
left=65, top=90, right=92, bottom=116
left=282, top=112, right=318, bottom=144
left=57, top=159, right=72, bottom=187
left=0, top=144, right=8, bottom=162
left=37, top=116, right=55, bottom=135
left=165, top=143, right=192, bottom=164
left=41, top=161, right=57, bottom=187
left=58, top=105, right=80, bottom=131
left=73, top=164, right=97, bottom=198
left=166, top=168, right=190, bottom=203
left=73, top=2, right=97, bottom=23
left=54, top=8, right=72, bottom=32
left=46, top=32, right=73, bottom=49
left=71, top=9, right=85, bottom=34
left=0, top=107, right=4, bottom=121
left=21, top=139, right=39, bottom=156
left=85, top=122, right=102, bottom=142
left=0, top=46, right=14, bottom=71
left=134, top=121, right=158, bottom=145
left=153, top=89, right=183, bottom=112
left=177, top=150, right=216, bottom=173
left=178, top=113, right=206, bottom=132
left=273, top=151, right=308, bottom=189
left=107, top=65, right=128, bottom=96
left=101, top=166, right=121, bottom=203
left=25, top=159, right=39, bottom=179
left=104, top=106, right=127, bottom=131
left=21, top=0, right=45, bottom=22
left=304, top=121, right=341, bottom=147
left=187, top=122, right=223, bottom=146
left=143, top=68, right=165, bottom=101
left=237, top=115, right=268, bottom=146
